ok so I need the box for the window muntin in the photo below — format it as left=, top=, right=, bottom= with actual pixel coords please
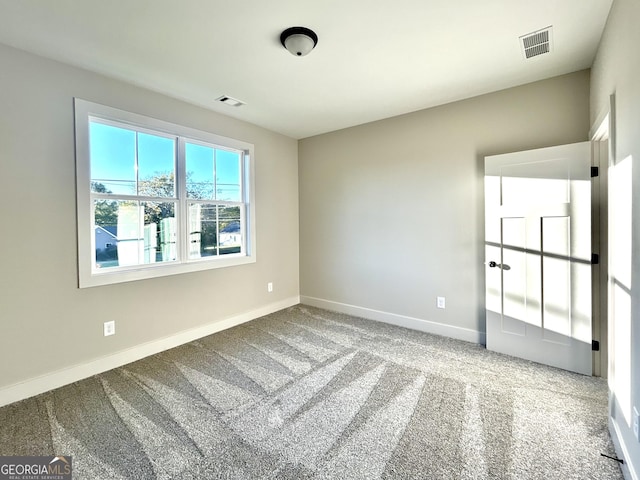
left=75, top=99, right=255, bottom=287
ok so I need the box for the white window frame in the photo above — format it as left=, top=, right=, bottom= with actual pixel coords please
left=74, top=98, right=256, bottom=288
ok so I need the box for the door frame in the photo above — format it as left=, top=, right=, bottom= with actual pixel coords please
left=590, top=95, right=614, bottom=378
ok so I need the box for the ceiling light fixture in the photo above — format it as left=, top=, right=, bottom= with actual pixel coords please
left=280, top=27, right=318, bottom=57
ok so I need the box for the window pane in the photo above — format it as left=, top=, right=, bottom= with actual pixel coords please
left=93, top=199, right=176, bottom=269
left=94, top=198, right=120, bottom=269
left=145, top=201, right=177, bottom=263
left=137, top=133, right=176, bottom=197
left=188, top=203, right=217, bottom=258
left=216, top=149, right=241, bottom=201
left=219, top=205, right=242, bottom=255
left=185, top=142, right=214, bottom=200
left=186, top=204, right=242, bottom=259
left=90, top=122, right=136, bottom=195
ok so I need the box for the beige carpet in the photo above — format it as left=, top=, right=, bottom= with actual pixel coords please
left=0, top=305, right=622, bottom=479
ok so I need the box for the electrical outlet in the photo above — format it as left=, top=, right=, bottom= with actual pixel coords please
left=104, top=320, right=115, bottom=337
left=633, top=407, right=639, bottom=442
left=437, top=297, right=446, bottom=309
left=267, top=282, right=273, bottom=293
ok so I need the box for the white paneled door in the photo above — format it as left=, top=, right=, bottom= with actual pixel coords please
left=485, top=142, right=592, bottom=375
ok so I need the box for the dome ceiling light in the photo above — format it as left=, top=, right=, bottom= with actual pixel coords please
left=280, top=27, right=318, bottom=57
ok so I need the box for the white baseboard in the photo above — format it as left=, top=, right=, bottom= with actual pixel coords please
left=610, top=415, right=639, bottom=480
left=300, top=295, right=485, bottom=345
left=0, top=296, right=300, bottom=408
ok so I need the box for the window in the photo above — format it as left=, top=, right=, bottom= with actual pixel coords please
left=75, top=99, right=255, bottom=287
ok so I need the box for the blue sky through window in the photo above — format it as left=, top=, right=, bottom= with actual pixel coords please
left=138, top=132, right=175, bottom=185
left=89, top=122, right=136, bottom=194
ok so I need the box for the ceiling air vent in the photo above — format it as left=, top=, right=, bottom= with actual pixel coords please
left=520, top=26, right=552, bottom=59
left=215, top=95, right=245, bottom=107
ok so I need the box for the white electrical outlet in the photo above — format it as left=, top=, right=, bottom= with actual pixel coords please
left=104, top=320, right=115, bottom=337
left=267, top=282, right=273, bottom=293
left=437, top=297, right=446, bottom=309
left=633, top=407, right=639, bottom=442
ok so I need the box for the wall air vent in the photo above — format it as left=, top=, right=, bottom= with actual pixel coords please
left=520, top=26, right=553, bottom=59
left=215, top=95, right=245, bottom=107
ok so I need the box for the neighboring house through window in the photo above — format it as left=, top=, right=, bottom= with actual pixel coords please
left=75, top=99, right=255, bottom=287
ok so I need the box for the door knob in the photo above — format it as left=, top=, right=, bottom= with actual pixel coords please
left=488, top=261, right=510, bottom=270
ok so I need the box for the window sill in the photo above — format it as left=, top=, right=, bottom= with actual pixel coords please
left=79, top=255, right=256, bottom=288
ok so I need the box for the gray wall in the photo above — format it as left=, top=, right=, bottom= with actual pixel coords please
left=591, top=0, right=640, bottom=474
left=299, top=71, right=590, bottom=341
left=0, top=44, right=299, bottom=394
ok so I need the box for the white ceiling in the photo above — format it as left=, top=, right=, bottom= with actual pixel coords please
left=0, top=0, right=613, bottom=139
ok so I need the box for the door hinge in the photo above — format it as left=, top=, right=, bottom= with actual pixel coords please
left=592, top=253, right=600, bottom=265
left=592, top=340, right=600, bottom=351
left=591, top=166, right=599, bottom=177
